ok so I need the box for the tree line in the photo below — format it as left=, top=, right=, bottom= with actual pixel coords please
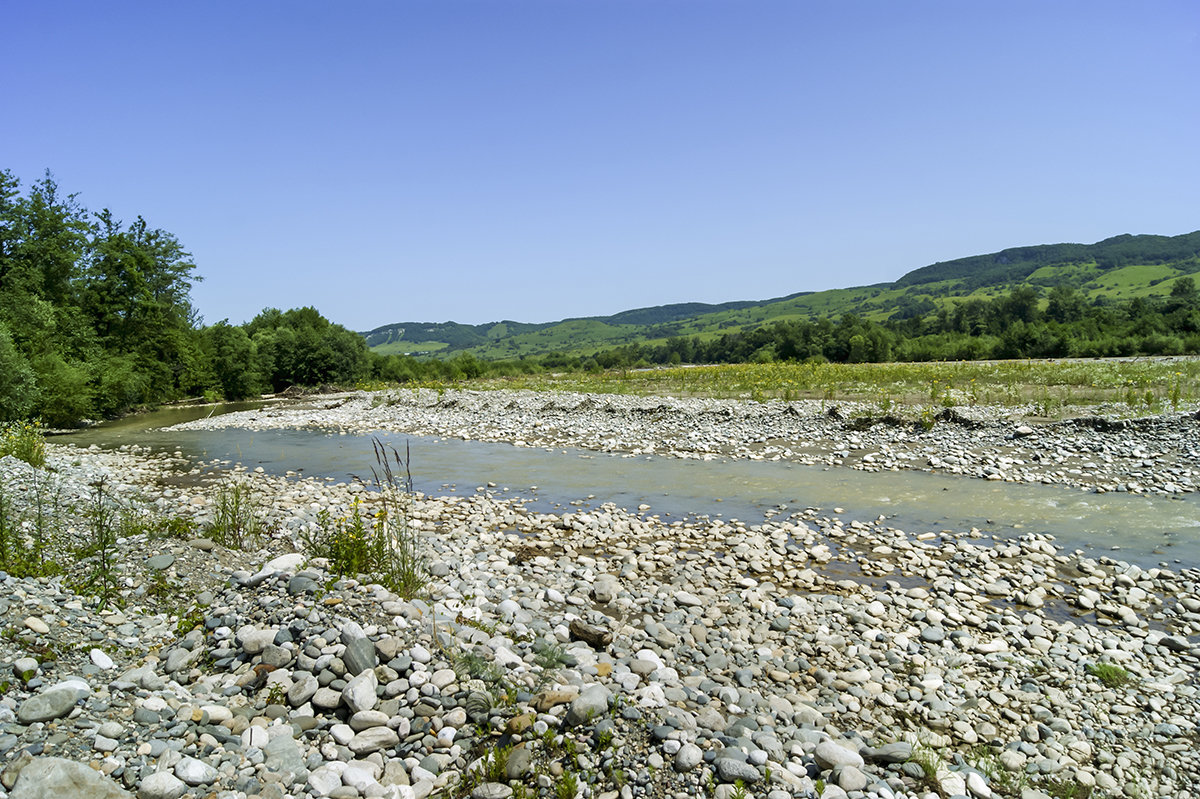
left=0, top=171, right=381, bottom=424
left=3, top=169, right=1198, bottom=426
left=575, top=280, right=1200, bottom=370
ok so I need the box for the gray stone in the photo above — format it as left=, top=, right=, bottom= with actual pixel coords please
left=288, top=673, right=319, bottom=707
left=136, top=771, right=187, bottom=799
left=145, top=554, right=175, bottom=570
left=261, top=644, right=294, bottom=668
left=287, top=575, right=319, bottom=595
left=164, top=647, right=199, bottom=674
left=343, top=637, right=378, bottom=676
left=174, top=757, right=218, bottom=786
left=11, top=757, right=131, bottom=799
left=814, top=740, right=864, bottom=770
left=674, top=742, right=703, bottom=772
left=714, top=757, right=761, bottom=784
left=565, top=684, right=611, bottom=727
left=921, top=626, right=946, bottom=643
left=864, top=741, right=912, bottom=764
left=505, top=746, right=532, bottom=779
left=264, top=734, right=306, bottom=780
left=18, top=680, right=90, bottom=723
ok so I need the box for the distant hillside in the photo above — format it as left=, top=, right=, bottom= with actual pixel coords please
left=362, top=231, right=1200, bottom=360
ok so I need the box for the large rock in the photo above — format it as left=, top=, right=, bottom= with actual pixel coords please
left=136, top=771, right=186, bottom=799
left=714, top=757, right=761, bottom=784
left=814, top=740, right=865, bottom=770
left=173, top=757, right=217, bottom=786
left=343, top=637, right=378, bottom=676
left=11, top=757, right=131, bottom=799
left=348, top=726, right=400, bottom=755
left=564, top=684, right=611, bottom=727
left=263, top=733, right=306, bottom=779
left=342, top=669, right=379, bottom=713
left=17, top=680, right=91, bottom=723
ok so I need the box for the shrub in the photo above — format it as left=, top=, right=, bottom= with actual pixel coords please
left=301, top=438, right=427, bottom=598
left=0, top=420, right=45, bottom=468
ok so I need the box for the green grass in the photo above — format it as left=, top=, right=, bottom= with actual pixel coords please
left=447, top=357, right=1200, bottom=415
left=1086, top=662, right=1135, bottom=688
left=370, top=340, right=450, bottom=356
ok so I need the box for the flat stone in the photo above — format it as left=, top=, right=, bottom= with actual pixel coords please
left=343, top=637, right=378, bottom=676
left=348, top=726, right=399, bottom=755
left=11, top=757, right=131, bottom=799
left=863, top=741, right=912, bottom=764
left=90, top=648, right=116, bottom=670
left=814, top=740, right=864, bottom=770
left=145, top=554, right=175, bottom=570
left=263, top=733, right=306, bottom=778
left=23, top=617, right=50, bottom=635
left=472, top=784, right=513, bottom=799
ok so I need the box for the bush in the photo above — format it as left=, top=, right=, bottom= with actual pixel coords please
left=0, top=420, right=45, bottom=468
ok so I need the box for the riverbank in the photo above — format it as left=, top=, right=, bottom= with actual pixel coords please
left=171, top=388, right=1200, bottom=496
left=1, top=433, right=1198, bottom=798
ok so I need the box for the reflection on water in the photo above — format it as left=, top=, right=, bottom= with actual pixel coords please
left=59, top=404, right=1200, bottom=567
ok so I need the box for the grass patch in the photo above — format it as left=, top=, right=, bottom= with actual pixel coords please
left=415, top=357, right=1200, bottom=417
left=1086, top=661, right=1135, bottom=688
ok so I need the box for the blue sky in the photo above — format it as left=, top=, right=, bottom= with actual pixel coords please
left=3, top=1, right=1198, bottom=329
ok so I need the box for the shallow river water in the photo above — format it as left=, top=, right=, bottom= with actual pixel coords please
left=58, top=403, right=1200, bottom=567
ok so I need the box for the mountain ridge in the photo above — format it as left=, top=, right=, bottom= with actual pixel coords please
left=362, top=230, right=1200, bottom=359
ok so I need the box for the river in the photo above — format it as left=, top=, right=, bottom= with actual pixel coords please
left=56, top=402, right=1200, bottom=567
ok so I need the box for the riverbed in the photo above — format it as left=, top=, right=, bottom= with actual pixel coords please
left=59, top=390, right=1200, bottom=567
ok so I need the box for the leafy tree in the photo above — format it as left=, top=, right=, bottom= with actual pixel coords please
left=0, top=321, right=36, bottom=421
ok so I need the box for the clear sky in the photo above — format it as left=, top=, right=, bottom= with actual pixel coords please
left=3, top=1, right=1198, bottom=330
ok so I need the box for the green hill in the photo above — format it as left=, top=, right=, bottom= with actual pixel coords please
left=361, top=231, right=1200, bottom=360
